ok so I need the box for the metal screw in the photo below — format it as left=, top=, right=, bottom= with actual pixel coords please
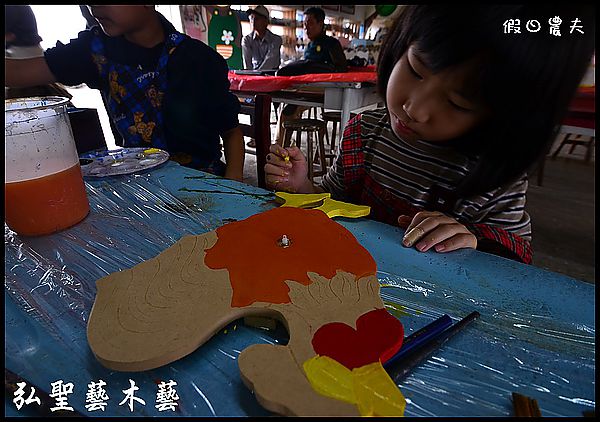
left=277, top=234, right=291, bottom=248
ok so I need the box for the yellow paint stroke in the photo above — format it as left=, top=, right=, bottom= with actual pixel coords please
left=316, top=198, right=371, bottom=219
left=383, top=300, right=411, bottom=319
left=275, top=192, right=370, bottom=219
left=144, top=148, right=162, bottom=154
left=353, top=361, right=406, bottom=416
left=275, top=191, right=331, bottom=208
left=303, top=355, right=406, bottom=416
left=303, top=355, right=356, bottom=404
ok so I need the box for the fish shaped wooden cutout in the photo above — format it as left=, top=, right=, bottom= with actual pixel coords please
left=87, top=207, right=405, bottom=416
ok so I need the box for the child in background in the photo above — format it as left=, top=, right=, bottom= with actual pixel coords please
left=264, top=4, right=595, bottom=263
left=5, top=5, right=244, bottom=181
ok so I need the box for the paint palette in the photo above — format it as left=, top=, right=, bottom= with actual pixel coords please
left=79, top=147, right=169, bottom=177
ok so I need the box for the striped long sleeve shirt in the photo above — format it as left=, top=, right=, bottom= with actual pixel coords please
left=320, top=109, right=533, bottom=264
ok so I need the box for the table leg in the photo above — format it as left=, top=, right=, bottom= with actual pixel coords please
left=339, top=88, right=352, bottom=144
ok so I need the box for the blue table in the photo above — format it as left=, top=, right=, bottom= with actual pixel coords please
left=4, top=161, right=595, bottom=416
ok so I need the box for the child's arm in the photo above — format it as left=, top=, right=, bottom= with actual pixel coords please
left=465, top=223, right=532, bottom=264
left=398, top=211, right=532, bottom=263
left=221, top=126, right=245, bottom=182
left=399, top=211, right=478, bottom=253
left=399, top=178, right=532, bottom=263
left=5, top=57, right=57, bottom=87
left=264, top=144, right=322, bottom=194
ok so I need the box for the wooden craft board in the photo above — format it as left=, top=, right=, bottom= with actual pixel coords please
left=87, top=207, right=405, bottom=416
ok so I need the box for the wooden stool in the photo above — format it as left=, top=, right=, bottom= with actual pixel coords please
left=281, top=119, right=329, bottom=181
left=300, top=107, right=319, bottom=120
left=321, top=111, right=342, bottom=164
left=551, top=133, right=595, bottom=162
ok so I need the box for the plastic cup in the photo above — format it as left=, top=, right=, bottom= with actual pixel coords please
left=5, top=96, right=90, bottom=236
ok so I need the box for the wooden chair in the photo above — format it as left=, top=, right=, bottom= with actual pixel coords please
left=536, top=89, right=595, bottom=186
left=550, top=120, right=595, bottom=163
left=237, top=93, right=272, bottom=189
left=281, top=118, right=329, bottom=181
left=321, top=110, right=342, bottom=165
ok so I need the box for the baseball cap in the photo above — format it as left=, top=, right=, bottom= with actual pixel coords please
left=247, top=5, right=270, bottom=21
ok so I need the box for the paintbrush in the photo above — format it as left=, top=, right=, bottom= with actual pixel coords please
left=385, top=311, right=481, bottom=383
left=384, top=314, right=453, bottom=369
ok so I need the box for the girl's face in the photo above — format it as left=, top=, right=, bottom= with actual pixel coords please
left=386, top=44, right=490, bottom=144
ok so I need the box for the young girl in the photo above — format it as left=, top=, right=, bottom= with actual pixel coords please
left=264, top=4, right=595, bottom=264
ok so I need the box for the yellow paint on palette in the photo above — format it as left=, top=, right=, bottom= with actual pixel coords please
left=303, top=355, right=406, bottom=416
left=144, top=148, right=162, bottom=154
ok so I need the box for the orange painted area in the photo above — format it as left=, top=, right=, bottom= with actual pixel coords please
left=204, top=207, right=377, bottom=307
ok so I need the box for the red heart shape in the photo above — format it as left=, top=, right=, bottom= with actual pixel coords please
left=311, top=308, right=404, bottom=370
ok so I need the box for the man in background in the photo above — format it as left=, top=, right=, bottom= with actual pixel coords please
left=241, top=5, right=282, bottom=148
left=241, top=5, right=282, bottom=71
left=274, top=7, right=347, bottom=144
left=276, top=7, right=347, bottom=76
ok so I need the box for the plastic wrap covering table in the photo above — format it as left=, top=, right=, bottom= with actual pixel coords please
left=4, top=161, right=594, bottom=416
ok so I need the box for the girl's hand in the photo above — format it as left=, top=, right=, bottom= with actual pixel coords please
left=264, top=144, right=311, bottom=193
left=398, top=211, right=477, bottom=253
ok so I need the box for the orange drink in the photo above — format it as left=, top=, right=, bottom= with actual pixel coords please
left=5, top=97, right=91, bottom=236
left=5, top=164, right=90, bottom=236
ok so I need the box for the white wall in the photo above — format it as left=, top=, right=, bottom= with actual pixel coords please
left=31, top=5, right=87, bottom=50
left=31, top=5, right=183, bottom=50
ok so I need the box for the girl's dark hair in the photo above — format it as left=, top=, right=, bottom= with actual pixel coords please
left=377, top=5, right=595, bottom=198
